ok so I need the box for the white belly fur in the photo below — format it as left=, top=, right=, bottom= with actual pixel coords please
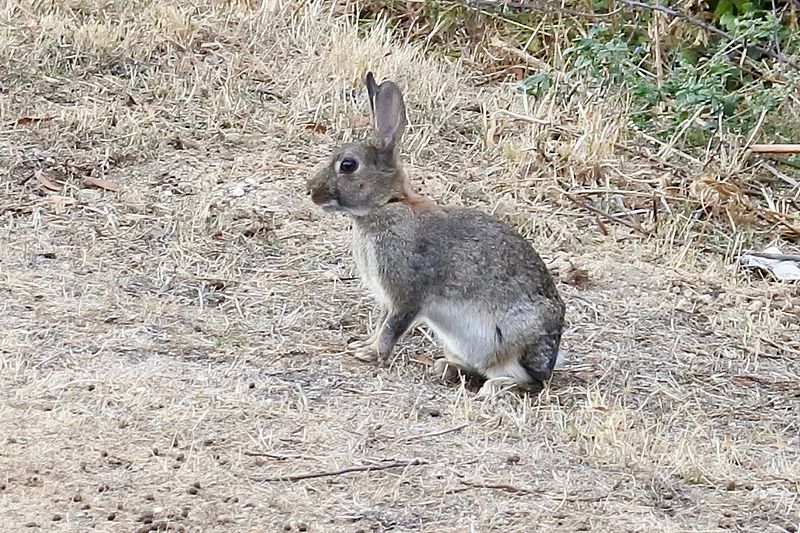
left=352, top=226, right=391, bottom=309
left=422, top=299, right=540, bottom=382
left=422, top=300, right=500, bottom=370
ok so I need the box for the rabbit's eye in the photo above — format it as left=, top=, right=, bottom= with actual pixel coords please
left=339, top=158, right=358, bottom=174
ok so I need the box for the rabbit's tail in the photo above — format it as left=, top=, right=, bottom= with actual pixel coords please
left=554, top=345, right=569, bottom=368
left=518, top=332, right=562, bottom=383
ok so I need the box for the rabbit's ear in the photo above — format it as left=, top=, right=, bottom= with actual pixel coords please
left=365, top=72, right=407, bottom=155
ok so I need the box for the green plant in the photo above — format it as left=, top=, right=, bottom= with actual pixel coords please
left=556, top=12, right=796, bottom=149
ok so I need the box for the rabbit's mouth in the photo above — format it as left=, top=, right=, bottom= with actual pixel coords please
left=318, top=199, right=344, bottom=212
left=317, top=198, right=374, bottom=217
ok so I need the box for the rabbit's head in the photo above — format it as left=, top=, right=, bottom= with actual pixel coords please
left=307, top=72, right=410, bottom=217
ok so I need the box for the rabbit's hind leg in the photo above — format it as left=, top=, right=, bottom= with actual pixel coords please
left=479, top=353, right=535, bottom=397
left=477, top=377, right=534, bottom=398
left=433, top=348, right=478, bottom=383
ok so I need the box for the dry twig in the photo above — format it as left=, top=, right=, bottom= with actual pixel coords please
left=249, top=459, right=429, bottom=483
left=741, top=251, right=800, bottom=262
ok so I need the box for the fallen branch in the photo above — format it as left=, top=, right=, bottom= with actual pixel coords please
left=493, top=108, right=550, bottom=125
left=243, top=451, right=316, bottom=460
left=400, top=423, right=469, bottom=443
left=459, top=480, right=612, bottom=502
left=461, top=480, right=540, bottom=494
left=250, top=459, right=428, bottom=482
left=740, top=251, right=800, bottom=262
left=750, top=144, right=800, bottom=154
left=564, top=193, right=650, bottom=236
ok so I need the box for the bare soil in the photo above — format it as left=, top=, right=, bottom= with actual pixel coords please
left=1, top=2, right=799, bottom=532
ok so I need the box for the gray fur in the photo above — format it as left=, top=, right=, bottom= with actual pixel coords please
left=306, top=72, right=565, bottom=388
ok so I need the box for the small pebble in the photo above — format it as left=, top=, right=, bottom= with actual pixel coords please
left=696, top=293, right=714, bottom=304
left=748, top=300, right=763, bottom=313
left=230, top=186, right=246, bottom=198
left=217, top=514, right=233, bottom=524
left=107, top=512, right=116, bottom=521
left=52, top=514, right=63, bottom=521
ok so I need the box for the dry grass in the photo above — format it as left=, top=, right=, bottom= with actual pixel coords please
left=1, top=1, right=799, bottom=531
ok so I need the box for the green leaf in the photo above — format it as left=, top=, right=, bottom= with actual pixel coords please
left=518, top=72, right=552, bottom=97
left=713, top=0, right=734, bottom=21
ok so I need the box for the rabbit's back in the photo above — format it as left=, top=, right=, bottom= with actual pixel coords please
left=353, top=203, right=561, bottom=307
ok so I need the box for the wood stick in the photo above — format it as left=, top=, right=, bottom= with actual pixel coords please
left=740, top=251, right=800, bottom=262
left=564, top=193, right=650, bottom=236
left=458, top=480, right=611, bottom=502
left=249, top=459, right=428, bottom=482
left=750, top=144, right=800, bottom=154
left=401, top=423, right=469, bottom=443
left=460, top=480, right=540, bottom=494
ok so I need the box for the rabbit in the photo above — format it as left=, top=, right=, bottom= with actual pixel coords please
left=306, top=72, right=565, bottom=396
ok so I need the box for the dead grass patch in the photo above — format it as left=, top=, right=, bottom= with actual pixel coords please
left=1, top=1, right=799, bottom=531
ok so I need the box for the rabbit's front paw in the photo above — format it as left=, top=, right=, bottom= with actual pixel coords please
left=347, top=338, right=372, bottom=351
left=351, top=342, right=379, bottom=363
left=347, top=329, right=381, bottom=352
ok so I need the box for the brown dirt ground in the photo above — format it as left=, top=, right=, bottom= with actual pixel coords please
left=1, top=2, right=799, bottom=532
